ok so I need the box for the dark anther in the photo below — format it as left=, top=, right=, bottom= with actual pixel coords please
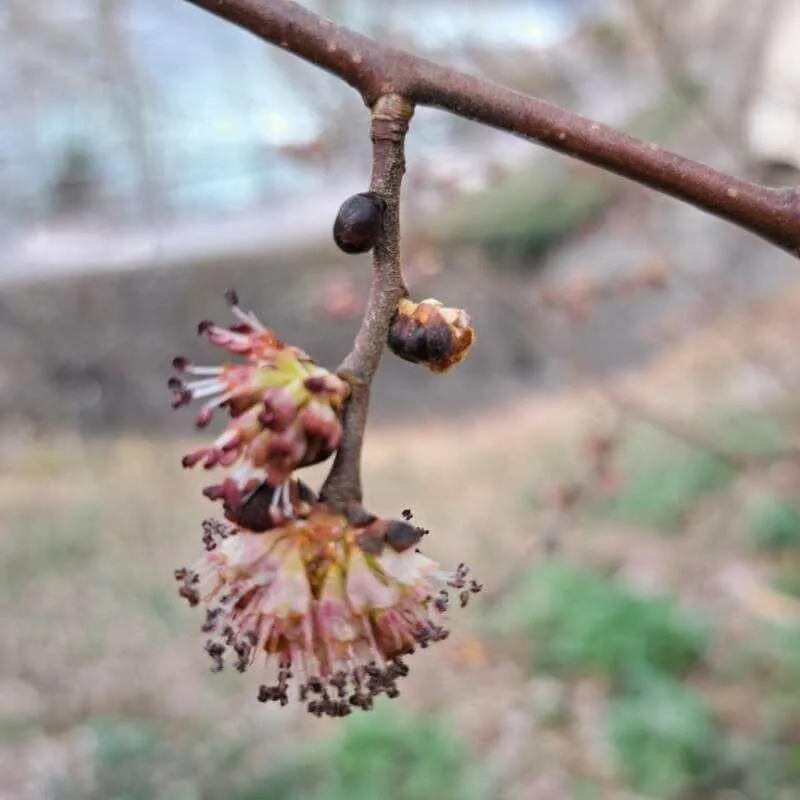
left=201, top=608, right=221, bottom=633
left=178, top=585, right=199, bottom=607
left=204, top=640, right=225, bottom=673
left=330, top=671, right=348, bottom=698
left=385, top=520, right=424, bottom=553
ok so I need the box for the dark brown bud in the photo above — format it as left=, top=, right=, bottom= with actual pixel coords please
left=333, top=192, right=386, bottom=254
left=387, top=297, right=475, bottom=373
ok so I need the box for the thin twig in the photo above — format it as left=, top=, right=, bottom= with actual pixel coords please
left=319, top=94, right=413, bottom=511
left=624, top=0, right=743, bottom=158
left=546, top=312, right=800, bottom=473
left=598, top=387, right=800, bottom=472
left=483, top=412, right=626, bottom=610
left=185, top=0, right=800, bottom=257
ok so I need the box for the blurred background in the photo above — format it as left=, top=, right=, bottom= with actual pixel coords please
left=1, top=0, right=800, bottom=797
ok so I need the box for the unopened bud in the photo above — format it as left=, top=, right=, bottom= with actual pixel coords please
left=333, top=192, right=386, bottom=254
left=387, top=297, right=475, bottom=373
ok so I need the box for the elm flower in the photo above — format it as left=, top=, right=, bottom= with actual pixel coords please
left=170, top=290, right=350, bottom=510
left=175, top=503, right=482, bottom=717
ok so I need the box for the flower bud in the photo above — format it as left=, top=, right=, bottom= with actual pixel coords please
left=332, top=192, right=386, bottom=254
left=387, top=297, right=475, bottom=373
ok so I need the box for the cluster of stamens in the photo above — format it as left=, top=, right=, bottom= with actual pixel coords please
left=174, top=501, right=481, bottom=717
left=170, top=290, right=349, bottom=511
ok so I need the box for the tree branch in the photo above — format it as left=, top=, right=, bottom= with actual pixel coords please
left=185, top=0, right=800, bottom=257
left=319, top=94, right=413, bottom=511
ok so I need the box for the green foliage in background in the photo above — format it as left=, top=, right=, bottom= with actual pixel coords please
left=0, top=501, right=103, bottom=598
left=55, top=719, right=192, bottom=800
left=772, top=565, right=800, bottom=599
left=607, top=676, right=726, bottom=798
left=729, top=737, right=800, bottom=800
left=726, top=632, right=800, bottom=798
left=430, top=162, right=613, bottom=265
left=55, top=718, right=254, bottom=800
left=599, top=446, right=733, bottom=530
left=597, top=409, right=784, bottom=532
left=748, top=498, right=800, bottom=553
left=239, top=708, right=486, bottom=800
left=492, top=563, right=733, bottom=797
left=56, top=709, right=486, bottom=800
left=491, top=554, right=800, bottom=798
left=89, top=720, right=167, bottom=799
left=703, top=408, right=784, bottom=454
left=493, top=560, right=708, bottom=687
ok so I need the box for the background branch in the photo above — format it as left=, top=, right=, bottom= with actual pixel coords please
left=185, top=0, right=800, bottom=257
left=623, top=0, right=743, bottom=158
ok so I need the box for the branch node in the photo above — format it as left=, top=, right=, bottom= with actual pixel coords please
left=371, top=94, right=415, bottom=142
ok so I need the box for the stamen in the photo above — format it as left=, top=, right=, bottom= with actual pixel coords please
left=198, top=388, right=237, bottom=412
left=213, top=429, right=241, bottom=451
left=185, top=365, right=224, bottom=376
left=281, top=481, right=294, bottom=519
left=187, top=380, right=227, bottom=399
left=229, top=300, right=267, bottom=333
left=268, top=483, right=283, bottom=522
left=202, top=326, right=251, bottom=347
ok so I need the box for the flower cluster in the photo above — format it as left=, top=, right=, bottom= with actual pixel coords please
left=172, top=292, right=481, bottom=717
left=170, top=289, right=349, bottom=513
left=175, top=501, right=481, bottom=717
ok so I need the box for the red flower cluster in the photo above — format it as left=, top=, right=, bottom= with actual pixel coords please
left=170, top=290, right=349, bottom=512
